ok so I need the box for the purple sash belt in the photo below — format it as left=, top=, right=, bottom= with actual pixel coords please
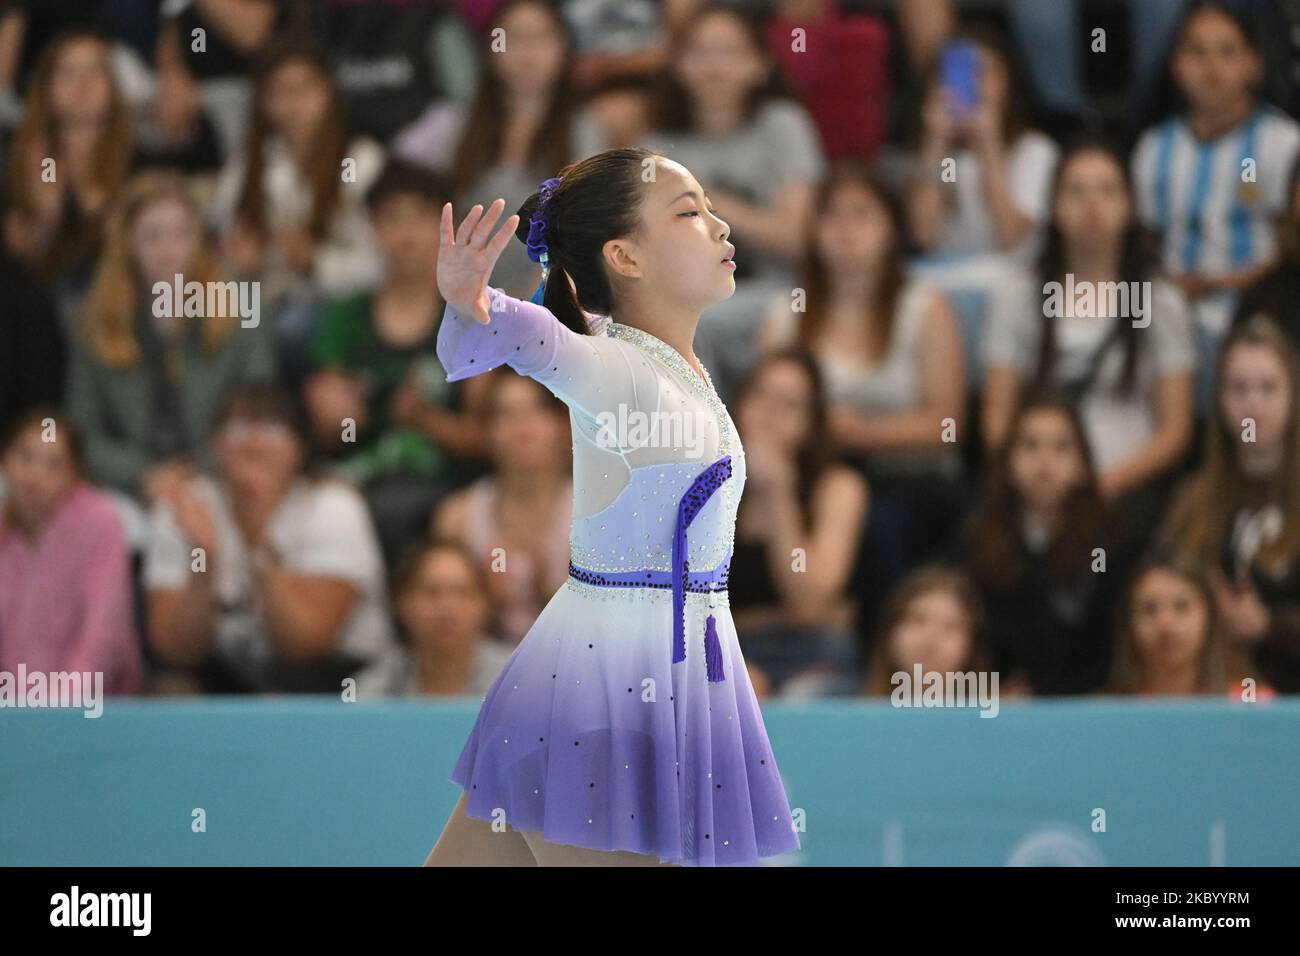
left=566, top=454, right=734, bottom=681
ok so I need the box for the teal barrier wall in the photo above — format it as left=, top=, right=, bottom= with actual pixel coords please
left=2, top=698, right=1297, bottom=865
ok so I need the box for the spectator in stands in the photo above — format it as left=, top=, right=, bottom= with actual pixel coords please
left=152, top=0, right=279, bottom=162
left=960, top=394, right=1130, bottom=696
left=1234, top=152, right=1300, bottom=350
left=305, top=0, right=478, bottom=143
left=1106, top=554, right=1268, bottom=698
left=907, top=23, right=1058, bottom=263
left=1004, top=0, right=1190, bottom=135
left=65, top=169, right=275, bottom=523
left=0, top=406, right=141, bottom=695
left=1158, top=314, right=1300, bottom=692
left=762, top=161, right=965, bottom=477
left=3, top=29, right=133, bottom=315
left=1132, top=1, right=1300, bottom=339
left=0, top=1, right=161, bottom=138
left=144, top=383, right=398, bottom=694
left=354, top=537, right=515, bottom=698
left=760, top=161, right=965, bottom=583
left=209, top=33, right=385, bottom=382
left=556, top=0, right=677, bottom=95
left=392, top=0, right=603, bottom=300
left=764, top=0, right=891, bottom=162
left=431, top=373, right=572, bottom=647
left=727, top=348, right=868, bottom=696
left=860, top=564, right=993, bottom=698
left=629, top=1, right=827, bottom=404
left=304, top=159, right=490, bottom=565
left=982, top=139, right=1196, bottom=545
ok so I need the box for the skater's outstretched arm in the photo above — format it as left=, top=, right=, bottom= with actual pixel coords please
left=435, top=198, right=648, bottom=422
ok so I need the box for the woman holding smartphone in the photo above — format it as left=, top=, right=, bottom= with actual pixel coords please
left=908, top=25, right=1059, bottom=262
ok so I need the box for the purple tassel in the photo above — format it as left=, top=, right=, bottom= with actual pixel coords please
left=671, top=455, right=731, bottom=666
left=671, top=504, right=689, bottom=664
left=704, top=614, right=725, bottom=683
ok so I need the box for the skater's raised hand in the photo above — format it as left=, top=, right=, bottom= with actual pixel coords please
left=438, top=198, right=520, bottom=325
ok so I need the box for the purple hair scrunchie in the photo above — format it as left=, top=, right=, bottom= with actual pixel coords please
left=525, top=176, right=564, bottom=269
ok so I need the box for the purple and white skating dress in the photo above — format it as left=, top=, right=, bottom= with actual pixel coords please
left=436, top=286, right=801, bottom=866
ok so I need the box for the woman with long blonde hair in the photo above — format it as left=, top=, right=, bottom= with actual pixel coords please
left=65, top=169, right=275, bottom=513
left=1158, top=314, right=1300, bottom=691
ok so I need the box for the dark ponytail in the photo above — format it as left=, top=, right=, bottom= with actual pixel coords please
left=514, top=146, right=664, bottom=335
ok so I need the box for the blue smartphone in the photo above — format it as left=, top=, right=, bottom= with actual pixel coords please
left=939, top=40, right=981, bottom=119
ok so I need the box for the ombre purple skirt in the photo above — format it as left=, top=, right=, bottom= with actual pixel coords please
left=449, top=578, right=803, bottom=866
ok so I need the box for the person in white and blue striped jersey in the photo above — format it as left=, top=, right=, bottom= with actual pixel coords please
left=1132, top=1, right=1300, bottom=339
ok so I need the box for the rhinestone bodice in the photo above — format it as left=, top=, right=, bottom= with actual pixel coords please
left=436, top=289, right=746, bottom=584
left=567, top=322, right=746, bottom=577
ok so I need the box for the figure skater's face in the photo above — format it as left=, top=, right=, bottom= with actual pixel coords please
left=1, top=422, right=78, bottom=534
left=1053, top=150, right=1131, bottom=253
left=1130, top=568, right=1209, bottom=676
left=737, top=359, right=814, bottom=453
left=494, top=1, right=568, bottom=94
left=603, top=158, right=734, bottom=313
left=397, top=550, right=491, bottom=654
left=814, top=181, right=895, bottom=277
left=1220, top=340, right=1292, bottom=457
left=1008, top=407, right=1089, bottom=517
left=1173, top=9, right=1260, bottom=114
left=889, top=588, right=972, bottom=678
left=130, top=196, right=201, bottom=289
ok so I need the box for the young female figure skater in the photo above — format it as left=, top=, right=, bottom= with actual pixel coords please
left=423, top=147, right=802, bottom=867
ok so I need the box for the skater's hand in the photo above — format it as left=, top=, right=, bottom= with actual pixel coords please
left=438, top=198, right=520, bottom=325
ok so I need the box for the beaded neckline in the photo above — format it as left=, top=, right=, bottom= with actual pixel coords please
left=605, top=321, right=737, bottom=459
left=605, top=321, right=717, bottom=398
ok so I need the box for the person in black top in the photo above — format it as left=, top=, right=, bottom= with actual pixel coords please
left=304, top=0, right=477, bottom=144
left=728, top=347, right=869, bottom=695
left=0, top=247, right=64, bottom=427
left=958, top=391, right=1132, bottom=695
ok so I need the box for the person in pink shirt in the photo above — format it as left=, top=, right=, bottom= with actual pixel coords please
left=0, top=406, right=142, bottom=695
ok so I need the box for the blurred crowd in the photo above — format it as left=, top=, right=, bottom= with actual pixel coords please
left=1, top=0, right=1298, bottom=701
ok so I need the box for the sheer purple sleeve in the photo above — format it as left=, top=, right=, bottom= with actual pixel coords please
left=438, top=287, right=547, bottom=382
left=436, top=286, right=643, bottom=421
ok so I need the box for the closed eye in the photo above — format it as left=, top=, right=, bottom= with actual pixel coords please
left=680, top=208, right=719, bottom=218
